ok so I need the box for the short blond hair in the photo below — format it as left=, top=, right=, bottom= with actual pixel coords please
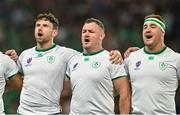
left=84, top=18, right=105, bottom=32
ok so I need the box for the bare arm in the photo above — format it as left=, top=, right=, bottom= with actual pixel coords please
left=60, top=76, right=72, bottom=114
left=6, top=73, right=23, bottom=92
left=113, top=77, right=131, bottom=114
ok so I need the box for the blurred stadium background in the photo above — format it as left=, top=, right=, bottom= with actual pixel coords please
left=1, top=0, right=180, bottom=114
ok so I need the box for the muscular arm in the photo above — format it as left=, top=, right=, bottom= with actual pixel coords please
left=60, top=76, right=72, bottom=113
left=113, top=77, right=131, bottom=114
left=6, top=73, right=23, bottom=92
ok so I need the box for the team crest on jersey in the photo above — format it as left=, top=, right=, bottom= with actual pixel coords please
left=72, top=63, right=78, bottom=71
left=92, top=61, right=101, bottom=69
left=47, top=56, right=55, bottom=64
left=25, top=57, right=32, bottom=67
left=159, top=62, right=168, bottom=70
left=134, top=60, right=141, bottom=70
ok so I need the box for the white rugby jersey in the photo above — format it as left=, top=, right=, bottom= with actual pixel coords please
left=66, top=49, right=127, bottom=114
left=0, top=52, right=18, bottom=115
left=125, top=46, right=180, bottom=114
left=17, top=44, right=79, bottom=114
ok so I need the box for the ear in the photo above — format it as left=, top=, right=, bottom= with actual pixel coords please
left=161, top=30, right=165, bottom=36
left=100, top=32, right=105, bottom=40
left=52, top=29, right=59, bottom=37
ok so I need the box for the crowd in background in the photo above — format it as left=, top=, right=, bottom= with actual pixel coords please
left=0, top=0, right=180, bottom=113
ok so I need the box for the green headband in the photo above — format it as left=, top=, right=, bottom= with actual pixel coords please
left=144, top=18, right=166, bottom=32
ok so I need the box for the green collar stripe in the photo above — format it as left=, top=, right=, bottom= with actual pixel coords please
left=144, top=18, right=165, bottom=32
left=144, top=46, right=167, bottom=55
left=35, top=44, right=56, bottom=52
left=83, top=49, right=104, bottom=56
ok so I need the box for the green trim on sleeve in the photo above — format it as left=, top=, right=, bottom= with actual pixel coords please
left=7, top=72, right=18, bottom=80
left=112, top=75, right=127, bottom=81
left=66, top=74, right=71, bottom=80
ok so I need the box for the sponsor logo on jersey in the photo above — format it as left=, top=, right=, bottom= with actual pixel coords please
left=37, top=53, right=43, bottom=57
left=25, top=57, right=32, bottom=67
left=134, top=60, right=141, bottom=70
left=84, top=57, right=89, bottom=62
left=148, top=56, right=154, bottom=60
left=47, top=56, right=55, bottom=63
left=92, top=61, right=101, bottom=69
left=159, top=62, right=168, bottom=70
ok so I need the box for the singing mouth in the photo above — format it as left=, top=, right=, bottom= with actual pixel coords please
left=146, top=35, right=152, bottom=39
left=38, top=33, right=43, bottom=37
left=84, top=38, right=90, bottom=42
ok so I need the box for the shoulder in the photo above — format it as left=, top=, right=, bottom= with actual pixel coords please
left=20, top=47, right=36, bottom=55
left=0, top=51, right=11, bottom=60
left=128, top=48, right=144, bottom=58
left=0, top=51, right=15, bottom=65
left=164, top=47, right=179, bottom=58
left=55, top=45, right=80, bottom=55
left=100, top=50, right=109, bottom=56
left=55, top=45, right=80, bottom=62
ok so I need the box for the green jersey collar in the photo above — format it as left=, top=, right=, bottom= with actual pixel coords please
left=83, top=49, right=104, bottom=56
left=144, top=46, right=167, bottom=55
left=35, top=44, right=56, bottom=52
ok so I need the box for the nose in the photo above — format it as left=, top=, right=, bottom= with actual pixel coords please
left=145, top=26, right=151, bottom=33
left=37, top=26, right=43, bottom=32
left=84, top=31, right=90, bottom=37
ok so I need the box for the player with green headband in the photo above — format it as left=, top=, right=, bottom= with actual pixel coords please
left=124, top=14, right=180, bottom=114
left=144, top=17, right=166, bottom=32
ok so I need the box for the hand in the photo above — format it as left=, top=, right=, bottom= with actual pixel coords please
left=4, top=49, right=18, bottom=61
left=123, top=47, right=140, bottom=59
left=109, top=50, right=123, bottom=64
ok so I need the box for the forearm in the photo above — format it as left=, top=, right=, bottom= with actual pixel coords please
left=119, top=95, right=131, bottom=114
left=60, top=95, right=71, bottom=114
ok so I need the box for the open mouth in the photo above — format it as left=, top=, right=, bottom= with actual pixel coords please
left=38, top=33, right=43, bottom=37
left=146, top=35, right=152, bottom=39
left=85, top=39, right=90, bottom=42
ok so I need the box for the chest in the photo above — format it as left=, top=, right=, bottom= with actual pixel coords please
left=21, top=52, right=67, bottom=77
left=69, top=57, right=110, bottom=82
left=128, top=55, right=178, bottom=82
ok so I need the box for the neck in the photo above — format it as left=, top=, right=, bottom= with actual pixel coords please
left=36, top=42, right=54, bottom=50
left=145, top=42, right=165, bottom=53
left=83, top=49, right=104, bottom=56
left=145, top=44, right=166, bottom=54
left=83, top=46, right=103, bottom=54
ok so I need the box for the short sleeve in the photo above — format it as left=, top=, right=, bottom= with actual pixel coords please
left=124, top=58, right=130, bottom=76
left=17, top=52, right=23, bottom=74
left=66, top=59, right=71, bottom=80
left=3, top=55, right=19, bottom=80
left=110, top=62, right=128, bottom=80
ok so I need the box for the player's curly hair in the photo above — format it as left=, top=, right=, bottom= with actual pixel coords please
left=35, top=12, right=59, bottom=29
